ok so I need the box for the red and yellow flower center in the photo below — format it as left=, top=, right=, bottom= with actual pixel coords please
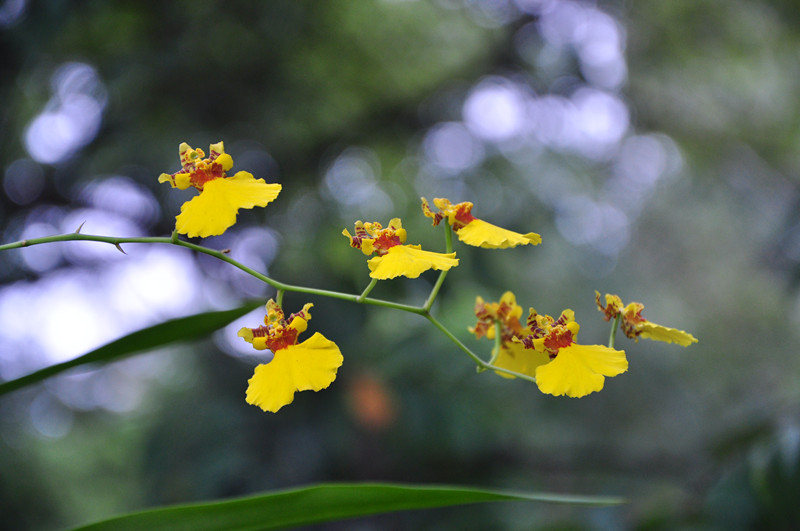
left=449, top=203, right=476, bottom=230
left=160, top=142, right=235, bottom=192
left=239, top=301, right=313, bottom=352
left=180, top=146, right=229, bottom=190
left=522, top=309, right=580, bottom=358
left=471, top=292, right=526, bottom=342
left=246, top=324, right=300, bottom=352
left=541, top=327, right=575, bottom=357
left=421, top=197, right=476, bottom=230
left=345, top=219, right=407, bottom=256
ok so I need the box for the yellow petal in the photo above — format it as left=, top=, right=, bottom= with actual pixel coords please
left=366, top=245, right=458, bottom=279
left=361, top=238, right=376, bottom=255
left=499, top=291, right=523, bottom=321
left=288, top=315, right=309, bottom=334
left=245, top=332, right=343, bottom=413
left=638, top=322, right=698, bottom=346
left=175, top=172, right=282, bottom=237
left=158, top=171, right=193, bottom=190
left=493, top=342, right=550, bottom=379
left=456, top=219, right=541, bottom=249
left=535, top=344, right=627, bottom=398
left=216, top=153, right=234, bottom=171
left=237, top=326, right=254, bottom=343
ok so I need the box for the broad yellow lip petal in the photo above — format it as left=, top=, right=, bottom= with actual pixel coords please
left=493, top=342, right=550, bottom=379
left=456, top=219, right=541, bottom=249
left=535, top=344, right=627, bottom=398
left=245, top=332, right=343, bottom=413
left=366, top=245, right=458, bottom=279
left=175, top=172, right=281, bottom=237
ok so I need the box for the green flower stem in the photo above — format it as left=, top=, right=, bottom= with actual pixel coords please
left=1, top=233, right=427, bottom=315
left=423, top=270, right=447, bottom=311
left=608, top=314, right=621, bottom=349
left=0, top=232, right=536, bottom=382
left=0, top=232, right=425, bottom=313
left=490, top=365, right=537, bottom=384
left=422, top=223, right=454, bottom=312
left=477, top=320, right=502, bottom=374
left=443, top=222, right=454, bottom=254
left=424, top=313, right=537, bottom=384
left=357, top=278, right=378, bottom=302
left=488, top=320, right=503, bottom=365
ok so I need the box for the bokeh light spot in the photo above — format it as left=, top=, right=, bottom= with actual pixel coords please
left=0, top=0, right=26, bottom=27
left=20, top=222, right=63, bottom=272
left=463, top=78, right=528, bottom=143
left=23, top=63, right=107, bottom=165
left=3, top=158, right=45, bottom=205
left=555, top=196, right=629, bottom=256
left=80, top=176, right=161, bottom=227
left=423, top=121, right=485, bottom=174
left=323, top=147, right=394, bottom=217
left=29, top=393, right=74, bottom=439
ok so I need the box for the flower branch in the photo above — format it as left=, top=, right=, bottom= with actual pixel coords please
left=0, top=141, right=698, bottom=413
left=0, top=232, right=428, bottom=314
left=0, top=230, right=543, bottom=389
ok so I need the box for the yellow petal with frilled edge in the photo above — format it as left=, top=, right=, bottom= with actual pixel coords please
left=366, top=245, right=458, bottom=279
left=535, top=344, right=628, bottom=398
left=456, top=219, right=542, bottom=249
left=493, top=342, right=550, bottom=379
left=245, top=332, right=343, bottom=413
left=638, top=322, right=698, bottom=346
left=175, top=171, right=282, bottom=237
left=158, top=171, right=193, bottom=190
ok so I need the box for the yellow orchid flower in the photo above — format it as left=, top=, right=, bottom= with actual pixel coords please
left=492, top=341, right=552, bottom=381
left=471, top=292, right=627, bottom=396
left=595, top=291, right=698, bottom=346
left=470, top=292, right=550, bottom=378
left=522, top=308, right=628, bottom=397
left=159, top=142, right=281, bottom=237
left=238, top=300, right=343, bottom=413
left=469, top=291, right=526, bottom=341
left=343, top=218, right=458, bottom=279
left=421, top=197, right=541, bottom=249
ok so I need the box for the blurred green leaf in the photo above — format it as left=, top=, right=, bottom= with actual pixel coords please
left=68, top=482, right=625, bottom=531
left=0, top=301, right=262, bottom=396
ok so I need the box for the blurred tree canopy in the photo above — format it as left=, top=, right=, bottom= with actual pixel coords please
left=2, top=1, right=800, bottom=529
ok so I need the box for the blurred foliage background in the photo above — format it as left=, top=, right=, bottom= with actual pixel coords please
left=2, top=0, right=800, bottom=529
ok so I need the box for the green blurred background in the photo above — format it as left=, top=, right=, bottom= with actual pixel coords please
left=2, top=1, right=800, bottom=529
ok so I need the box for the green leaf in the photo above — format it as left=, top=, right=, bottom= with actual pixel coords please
left=69, top=482, right=625, bottom=531
left=0, top=301, right=262, bottom=396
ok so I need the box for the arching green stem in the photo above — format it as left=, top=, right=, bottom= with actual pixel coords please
left=0, top=231, right=537, bottom=383
left=424, top=313, right=536, bottom=383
